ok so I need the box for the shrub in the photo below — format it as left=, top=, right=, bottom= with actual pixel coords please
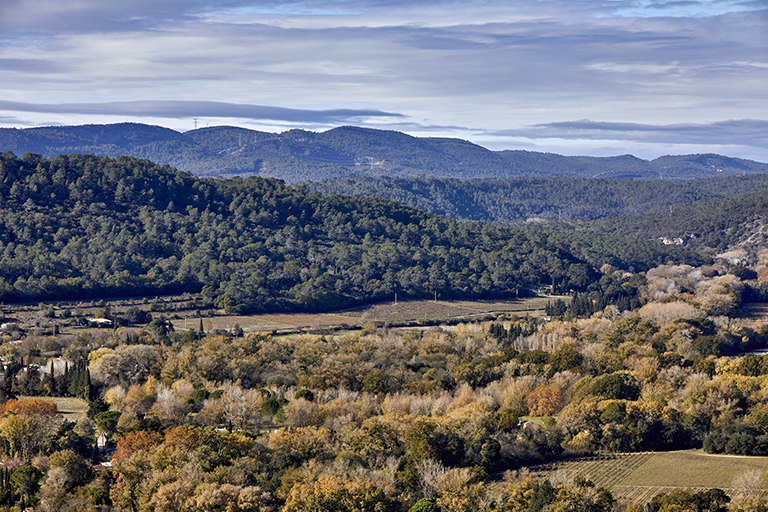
left=262, top=398, right=282, bottom=416
left=590, top=372, right=641, bottom=401
left=409, top=498, right=440, bottom=512
left=295, top=389, right=314, bottom=402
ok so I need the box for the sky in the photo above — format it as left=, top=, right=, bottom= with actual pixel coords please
left=1, top=0, right=767, bottom=162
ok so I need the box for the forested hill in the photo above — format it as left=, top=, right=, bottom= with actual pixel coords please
left=593, top=190, right=768, bottom=252
left=2, top=123, right=767, bottom=182
left=305, top=174, right=768, bottom=222
left=0, top=151, right=703, bottom=311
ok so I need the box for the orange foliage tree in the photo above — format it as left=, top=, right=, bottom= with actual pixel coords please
left=111, top=430, right=165, bottom=512
left=0, top=398, right=59, bottom=417
left=526, top=385, right=566, bottom=417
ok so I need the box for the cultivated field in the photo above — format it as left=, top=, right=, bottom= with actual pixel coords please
left=339, top=296, right=552, bottom=322
left=528, top=450, right=768, bottom=505
left=176, top=312, right=363, bottom=334
left=738, top=303, right=768, bottom=326
left=170, top=296, right=558, bottom=334
left=3, top=292, right=563, bottom=337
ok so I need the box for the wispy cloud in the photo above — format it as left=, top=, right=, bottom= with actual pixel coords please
left=0, top=100, right=403, bottom=124
left=494, top=119, right=768, bottom=148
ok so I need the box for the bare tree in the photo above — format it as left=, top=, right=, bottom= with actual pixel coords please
left=732, top=469, right=766, bottom=501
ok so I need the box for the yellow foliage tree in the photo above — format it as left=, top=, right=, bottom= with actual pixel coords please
left=282, top=475, right=390, bottom=512
left=0, top=398, right=62, bottom=458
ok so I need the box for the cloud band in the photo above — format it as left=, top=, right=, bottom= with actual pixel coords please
left=494, top=119, right=768, bottom=149
left=0, top=100, right=404, bottom=124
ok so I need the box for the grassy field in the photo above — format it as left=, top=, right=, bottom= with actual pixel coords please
left=529, top=450, right=768, bottom=505
left=50, top=397, right=89, bottom=423
left=339, top=296, right=554, bottom=322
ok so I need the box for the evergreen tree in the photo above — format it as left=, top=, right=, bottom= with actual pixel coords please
left=3, top=358, right=16, bottom=394
left=546, top=299, right=567, bottom=317
left=84, top=368, right=91, bottom=400
left=41, top=360, right=56, bottom=396
left=58, top=361, right=70, bottom=397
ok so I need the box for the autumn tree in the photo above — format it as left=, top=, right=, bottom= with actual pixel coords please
left=110, top=430, right=164, bottom=512
left=526, top=385, right=567, bottom=417
left=282, top=475, right=392, bottom=512
left=0, top=398, right=62, bottom=458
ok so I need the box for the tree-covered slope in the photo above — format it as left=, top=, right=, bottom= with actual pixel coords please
left=2, top=123, right=767, bottom=182
left=0, top=151, right=703, bottom=311
left=593, top=190, right=768, bottom=252
left=305, top=174, right=768, bottom=222
left=0, top=123, right=191, bottom=156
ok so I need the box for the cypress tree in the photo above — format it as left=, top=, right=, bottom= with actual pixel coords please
left=67, top=360, right=82, bottom=397
left=49, top=360, right=56, bottom=396
left=83, top=369, right=92, bottom=400
left=70, top=359, right=88, bottom=398
left=3, top=358, right=14, bottom=394
left=61, top=361, right=70, bottom=396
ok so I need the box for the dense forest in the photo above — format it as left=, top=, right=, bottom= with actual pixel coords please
left=0, top=151, right=703, bottom=312
left=2, top=123, right=767, bottom=182
left=305, top=174, right=768, bottom=223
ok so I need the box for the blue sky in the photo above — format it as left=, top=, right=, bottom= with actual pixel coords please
left=0, top=0, right=766, bottom=161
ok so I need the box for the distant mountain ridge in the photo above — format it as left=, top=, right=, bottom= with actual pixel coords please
left=1, top=122, right=766, bottom=182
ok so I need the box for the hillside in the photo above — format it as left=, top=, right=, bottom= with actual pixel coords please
left=592, top=191, right=768, bottom=252
left=0, top=152, right=704, bottom=311
left=2, top=123, right=767, bottom=182
left=305, top=174, right=768, bottom=222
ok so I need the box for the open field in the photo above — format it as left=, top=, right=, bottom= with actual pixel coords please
left=3, top=294, right=561, bottom=337
left=169, top=296, right=559, bottom=334
left=338, top=296, right=553, bottom=322
left=174, top=312, right=363, bottom=334
left=529, top=450, right=768, bottom=505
